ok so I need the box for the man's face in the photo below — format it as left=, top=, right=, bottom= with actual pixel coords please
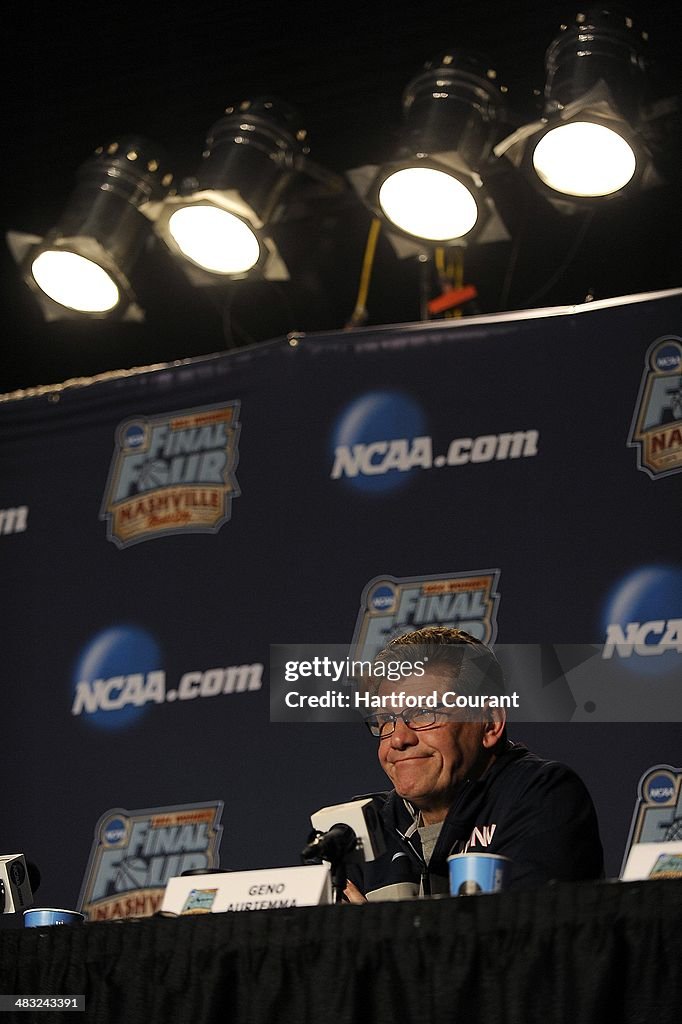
left=376, top=668, right=489, bottom=822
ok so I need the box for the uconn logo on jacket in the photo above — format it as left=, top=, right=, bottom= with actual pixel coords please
left=463, top=823, right=497, bottom=853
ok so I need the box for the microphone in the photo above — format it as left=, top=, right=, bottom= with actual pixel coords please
left=0, top=854, right=38, bottom=914
left=302, top=823, right=358, bottom=866
left=27, top=861, right=41, bottom=894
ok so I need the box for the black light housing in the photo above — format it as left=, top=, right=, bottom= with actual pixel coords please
left=20, top=138, right=172, bottom=318
left=153, top=98, right=308, bottom=281
left=496, top=10, right=650, bottom=201
left=365, top=52, right=506, bottom=244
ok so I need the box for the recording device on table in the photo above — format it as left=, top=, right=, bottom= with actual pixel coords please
left=301, top=798, right=386, bottom=902
left=0, top=854, right=39, bottom=914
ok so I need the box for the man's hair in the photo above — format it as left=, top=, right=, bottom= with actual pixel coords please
left=373, top=625, right=504, bottom=697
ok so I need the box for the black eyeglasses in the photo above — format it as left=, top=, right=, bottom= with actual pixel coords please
left=364, top=704, right=460, bottom=739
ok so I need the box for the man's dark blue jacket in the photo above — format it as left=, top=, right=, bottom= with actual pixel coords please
left=347, top=742, right=604, bottom=899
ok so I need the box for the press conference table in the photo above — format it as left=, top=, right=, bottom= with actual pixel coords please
left=1, top=878, right=680, bottom=1024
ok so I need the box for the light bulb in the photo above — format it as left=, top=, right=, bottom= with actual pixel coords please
left=167, top=206, right=261, bottom=274
left=31, top=250, right=120, bottom=312
left=378, top=166, right=479, bottom=240
left=532, top=121, right=636, bottom=197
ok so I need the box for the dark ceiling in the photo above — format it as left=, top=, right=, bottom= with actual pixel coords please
left=2, top=0, right=680, bottom=394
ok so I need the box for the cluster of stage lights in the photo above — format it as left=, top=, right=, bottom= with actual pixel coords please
left=13, top=9, right=661, bottom=318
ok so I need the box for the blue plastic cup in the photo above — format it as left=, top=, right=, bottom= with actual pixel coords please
left=24, top=908, right=85, bottom=927
left=447, top=853, right=512, bottom=895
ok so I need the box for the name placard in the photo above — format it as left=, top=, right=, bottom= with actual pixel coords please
left=621, top=840, right=682, bottom=881
left=161, top=864, right=331, bottom=915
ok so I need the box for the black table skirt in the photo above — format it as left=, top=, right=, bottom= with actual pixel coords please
left=1, top=878, right=680, bottom=1024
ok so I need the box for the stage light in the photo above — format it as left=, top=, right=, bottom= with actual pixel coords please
left=30, top=250, right=120, bottom=313
left=496, top=10, right=649, bottom=201
left=532, top=120, right=636, bottom=197
left=362, top=52, right=507, bottom=245
left=166, top=205, right=261, bottom=275
left=18, top=138, right=173, bottom=318
left=377, top=166, right=479, bottom=241
left=153, top=98, right=308, bottom=281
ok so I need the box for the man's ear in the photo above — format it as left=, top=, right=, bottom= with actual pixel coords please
left=481, top=704, right=506, bottom=749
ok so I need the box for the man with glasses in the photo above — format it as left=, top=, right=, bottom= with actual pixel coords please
left=344, top=626, right=603, bottom=902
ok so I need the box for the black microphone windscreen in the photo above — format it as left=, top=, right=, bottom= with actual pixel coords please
left=27, top=862, right=41, bottom=894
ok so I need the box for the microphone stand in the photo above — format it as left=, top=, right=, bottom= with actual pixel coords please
left=301, top=825, right=362, bottom=904
left=330, top=860, right=348, bottom=904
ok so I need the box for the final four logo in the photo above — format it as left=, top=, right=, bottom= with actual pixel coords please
left=78, top=802, right=223, bottom=921
left=628, top=337, right=682, bottom=479
left=352, top=570, right=500, bottom=662
left=100, top=402, right=241, bottom=547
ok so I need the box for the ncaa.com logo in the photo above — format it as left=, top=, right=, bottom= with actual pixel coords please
left=70, top=625, right=262, bottom=729
left=329, top=391, right=539, bottom=493
left=601, top=565, right=682, bottom=673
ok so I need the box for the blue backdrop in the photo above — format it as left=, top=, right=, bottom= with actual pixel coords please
left=1, top=288, right=680, bottom=921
